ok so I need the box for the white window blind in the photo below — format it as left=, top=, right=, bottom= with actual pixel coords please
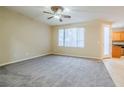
left=58, top=28, right=85, bottom=48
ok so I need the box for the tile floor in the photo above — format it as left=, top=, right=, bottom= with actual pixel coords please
left=103, top=56, right=124, bottom=87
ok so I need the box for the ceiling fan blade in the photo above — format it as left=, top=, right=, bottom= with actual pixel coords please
left=59, top=18, right=63, bottom=22
left=43, top=11, right=53, bottom=15
left=48, top=16, right=54, bottom=19
left=62, top=15, right=71, bottom=18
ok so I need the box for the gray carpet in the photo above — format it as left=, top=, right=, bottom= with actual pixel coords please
left=0, top=55, right=115, bottom=87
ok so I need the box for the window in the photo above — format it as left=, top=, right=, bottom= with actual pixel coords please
left=103, top=25, right=110, bottom=56
left=58, top=28, right=85, bottom=48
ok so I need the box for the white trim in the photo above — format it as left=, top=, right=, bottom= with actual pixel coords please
left=0, top=52, right=103, bottom=67
left=53, top=53, right=102, bottom=61
left=0, top=53, right=51, bottom=67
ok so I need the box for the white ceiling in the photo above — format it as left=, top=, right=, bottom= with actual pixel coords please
left=6, top=6, right=124, bottom=28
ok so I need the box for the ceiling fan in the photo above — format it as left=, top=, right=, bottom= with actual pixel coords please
left=43, top=6, right=71, bottom=22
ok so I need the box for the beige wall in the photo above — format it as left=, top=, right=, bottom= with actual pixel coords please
left=51, top=20, right=112, bottom=59
left=112, top=28, right=124, bottom=32
left=0, top=7, right=112, bottom=66
left=0, top=7, right=51, bottom=65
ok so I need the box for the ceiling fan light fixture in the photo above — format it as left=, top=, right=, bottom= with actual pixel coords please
left=54, top=15, right=61, bottom=19
left=43, top=6, right=71, bottom=22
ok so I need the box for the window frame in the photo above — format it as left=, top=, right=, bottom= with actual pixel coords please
left=58, top=27, right=85, bottom=48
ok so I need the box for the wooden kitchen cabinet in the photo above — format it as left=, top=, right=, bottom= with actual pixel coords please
left=120, top=32, right=124, bottom=41
left=112, top=32, right=121, bottom=41
left=112, top=32, right=124, bottom=41
left=112, top=46, right=122, bottom=58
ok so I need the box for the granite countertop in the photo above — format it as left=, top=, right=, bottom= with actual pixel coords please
left=112, top=42, right=124, bottom=47
left=112, top=44, right=124, bottom=48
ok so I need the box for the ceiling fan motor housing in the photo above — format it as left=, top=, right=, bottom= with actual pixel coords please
left=51, top=6, right=64, bottom=13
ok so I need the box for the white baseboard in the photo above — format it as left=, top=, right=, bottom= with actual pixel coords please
left=53, top=53, right=102, bottom=61
left=0, top=52, right=102, bottom=67
left=0, top=53, right=51, bottom=67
